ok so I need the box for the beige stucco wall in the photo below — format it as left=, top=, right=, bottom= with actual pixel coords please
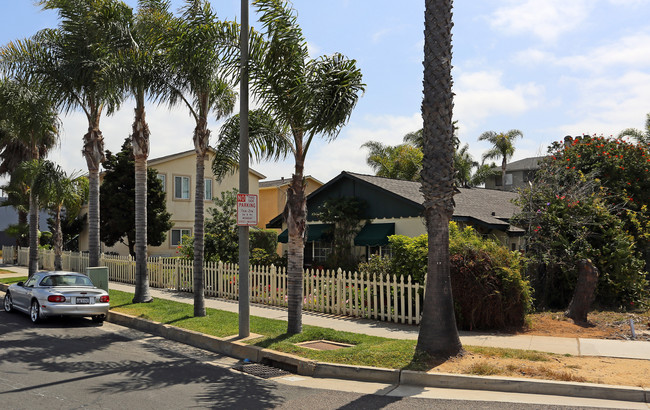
left=79, top=150, right=263, bottom=257
left=258, top=177, right=323, bottom=230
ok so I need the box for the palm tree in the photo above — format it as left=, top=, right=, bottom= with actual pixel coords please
left=403, top=129, right=424, bottom=149
left=0, top=78, right=60, bottom=275
left=0, top=178, right=30, bottom=248
left=361, top=141, right=422, bottom=181
left=478, top=129, right=523, bottom=190
left=246, top=0, right=364, bottom=334
left=164, top=0, right=237, bottom=317
left=26, top=160, right=88, bottom=271
left=1, top=0, right=132, bottom=267
left=416, top=0, right=463, bottom=358
left=454, top=143, right=497, bottom=188
left=618, top=113, right=650, bottom=145
left=403, top=121, right=458, bottom=150
left=112, top=0, right=173, bottom=303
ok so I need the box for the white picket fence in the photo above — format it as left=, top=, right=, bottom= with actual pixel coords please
left=2, top=246, right=423, bottom=324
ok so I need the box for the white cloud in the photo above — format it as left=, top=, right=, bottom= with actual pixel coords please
left=513, top=48, right=554, bottom=66
left=557, top=71, right=650, bottom=136
left=490, top=0, right=591, bottom=42
left=453, top=70, right=544, bottom=132
left=555, top=33, right=650, bottom=72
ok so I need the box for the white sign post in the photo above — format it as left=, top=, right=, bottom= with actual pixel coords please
left=236, top=193, right=258, bottom=226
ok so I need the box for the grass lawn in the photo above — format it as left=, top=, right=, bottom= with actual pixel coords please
left=1, top=276, right=26, bottom=284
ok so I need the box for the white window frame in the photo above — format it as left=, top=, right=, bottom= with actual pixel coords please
left=171, top=228, right=192, bottom=246
left=157, top=173, right=166, bottom=192
left=204, top=178, right=212, bottom=200
left=312, top=241, right=332, bottom=262
left=174, top=175, right=190, bottom=200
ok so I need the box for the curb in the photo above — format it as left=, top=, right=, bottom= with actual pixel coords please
left=105, top=311, right=650, bottom=404
left=2, top=281, right=648, bottom=404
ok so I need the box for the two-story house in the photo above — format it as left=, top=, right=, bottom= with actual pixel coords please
left=79, top=149, right=265, bottom=257
left=484, top=156, right=545, bottom=191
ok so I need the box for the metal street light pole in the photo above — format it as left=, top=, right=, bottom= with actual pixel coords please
left=238, top=0, right=250, bottom=338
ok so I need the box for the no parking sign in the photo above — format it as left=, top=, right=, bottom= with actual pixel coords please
left=236, top=193, right=258, bottom=226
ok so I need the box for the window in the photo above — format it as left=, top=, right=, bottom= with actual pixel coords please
left=157, top=174, right=166, bottom=192
left=368, top=245, right=392, bottom=258
left=312, top=241, right=332, bottom=262
left=174, top=176, right=190, bottom=199
left=504, top=173, right=513, bottom=186
left=171, top=229, right=191, bottom=246
left=204, top=178, right=212, bottom=200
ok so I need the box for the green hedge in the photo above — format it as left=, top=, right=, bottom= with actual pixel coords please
left=360, top=222, right=532, bottom=330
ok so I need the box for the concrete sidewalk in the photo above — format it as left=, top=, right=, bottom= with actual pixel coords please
left=2, top=263, right=650, bottom=361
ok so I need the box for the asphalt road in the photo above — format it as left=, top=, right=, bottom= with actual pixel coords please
left=0, top=309, right=616, bottom=409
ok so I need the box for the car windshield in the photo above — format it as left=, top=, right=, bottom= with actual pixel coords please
left=40, top=275, right=93, bottom=287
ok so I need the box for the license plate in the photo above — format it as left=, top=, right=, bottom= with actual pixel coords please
left=76, top=297, right=90, bottom=304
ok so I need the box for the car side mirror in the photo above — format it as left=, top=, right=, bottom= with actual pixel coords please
left=16, top=281, right=24, bottom=287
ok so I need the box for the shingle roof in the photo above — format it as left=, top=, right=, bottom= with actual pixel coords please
left=259, top=175, right=323, bottom=189
left=493, top=156, right=546, bottom=172
left=344, top=172, right=523, bottom=231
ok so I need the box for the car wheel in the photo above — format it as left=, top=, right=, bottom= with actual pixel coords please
left=3, top=293, right=13, bottom=313
left=91, top=315, right=105, bottom=324
left=30, top=300, right=41, bottom=324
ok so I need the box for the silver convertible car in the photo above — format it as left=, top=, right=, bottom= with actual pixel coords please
left=3, top=271, right=110, bottom=324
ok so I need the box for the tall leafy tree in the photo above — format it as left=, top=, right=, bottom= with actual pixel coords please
left=0, top=78, right=60, bottom=275
left=28, top=160, right=88, bottom=271
left=416, top=0, right=463, bottom=358
left=100, top=138, right=173, bottom=258
left=1, top=0, right=132, bottom=267
left=244, top=0, right=364, bottom=333
left=618, top=113, right=650, bottom=145
left=164, top=0, right=237, bottom=316
left=478, top=129, right=523, bottom=190
left=112, top=0, right=173, bottom=303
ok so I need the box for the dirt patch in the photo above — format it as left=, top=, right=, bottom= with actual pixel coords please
left=522, top=311, right=650, bottom=341
left=432, top=310, right=650, bottom=387
left=431, top=352, right=650, bottom=388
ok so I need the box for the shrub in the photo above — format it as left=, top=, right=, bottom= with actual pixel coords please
left=448, top=222, right=532, bottom=330
left=365, top=223, right=531, bottom=330
left=250, top=229, right=278, bottom=255
left=388, top=234, right=428, bottom=284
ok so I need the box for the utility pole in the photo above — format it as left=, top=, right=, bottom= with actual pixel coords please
left=238, top=0, right=250, bottom=338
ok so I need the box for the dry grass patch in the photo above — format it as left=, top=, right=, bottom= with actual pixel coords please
left=430, top=351, right=650, bottom=387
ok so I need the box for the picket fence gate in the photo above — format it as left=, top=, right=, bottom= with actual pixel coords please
left=2, top=246, right=424, bottom=324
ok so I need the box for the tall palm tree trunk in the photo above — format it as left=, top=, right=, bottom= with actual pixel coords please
left=501, top=157, right=507, bottom=190
left=286, top=157, right=307, bottom=334
left=28, top=190, right=39, bottom=276
left=416, top=0, right=463, bottom=358
left=193, top=122, right=210, bottom=317
left=132, top=101, right=153, bottom=303
left=53, top=205, right=63, bottom=271
left=83, top=124, right=105, bottom=267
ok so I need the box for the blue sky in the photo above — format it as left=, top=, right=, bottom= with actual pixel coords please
left=1, top=0, right=649, bottom=185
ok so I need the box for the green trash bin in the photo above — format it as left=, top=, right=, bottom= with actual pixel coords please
left=87, top=266, right=109, bottom=293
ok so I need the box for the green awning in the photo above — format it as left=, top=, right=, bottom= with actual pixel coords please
left=277, top=223, right=334, bottom=243
left=354, top=223, right=395, bottom=246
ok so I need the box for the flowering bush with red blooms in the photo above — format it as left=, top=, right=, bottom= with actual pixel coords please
left=513, top=135, right=649, bottom=310
left=549, top=135, right=650, bottom=243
